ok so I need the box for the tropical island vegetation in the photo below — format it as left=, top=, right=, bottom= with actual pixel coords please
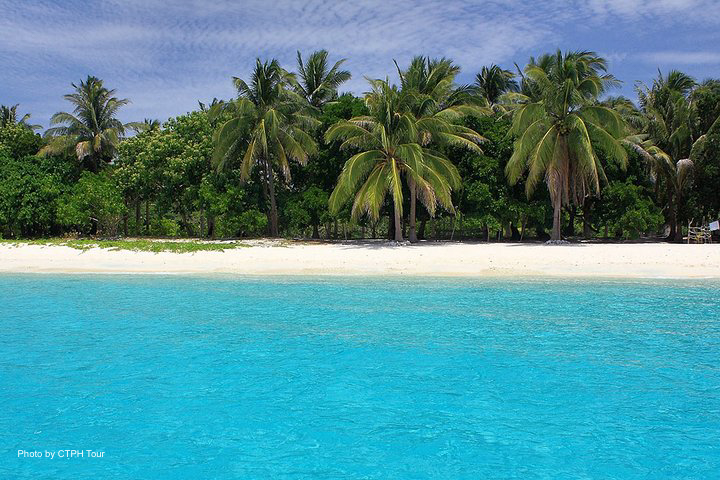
left=1, top=49, right=718, bottom=243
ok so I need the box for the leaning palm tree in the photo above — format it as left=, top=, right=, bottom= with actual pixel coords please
left=0, top=104, right=41, bottom=130
left=294, top=50, right=351, bottom=108
left=506, top=50, right=628, bottom=240
left=327, top=79, right=478, bottom=241
left=472, top=65, right=519, bottom=110
left=396, top=56, right=488, bottom=241
left=40, top=76, right=140, bottom=171
left=634, top=70, right=704, bottom=240
left=211, top=58, right=318, bottom=237
left=624, top=134, right=694, bottom=240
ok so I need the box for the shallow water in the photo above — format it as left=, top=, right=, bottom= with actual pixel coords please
left=1, top=274, right=719, bottom=479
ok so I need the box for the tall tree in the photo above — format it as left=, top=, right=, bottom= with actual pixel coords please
left=506, top=50, right=628, bottom=240
left=396, top=56, right=488, bottom=241
left=211, top=58, right=318, bottom=237
left=294, top=50, right=351, bottom=109
left=635, top=70, right=707, bottom=240
left=40, top=76, right=140, bottom=172
left=327, top=78, right=481, bottom=241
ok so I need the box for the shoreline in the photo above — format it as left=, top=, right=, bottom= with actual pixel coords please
left=2, top=241, right=720, bottom=279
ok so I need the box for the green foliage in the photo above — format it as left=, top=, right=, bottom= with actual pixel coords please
left=294, top=50, right=351, bottom=108
left=453, top=115, right=549, bottom=238
left=506, top=50, right=628, bottom=240
left=596, top=179, right=663, bottom=239
left=233, top=209, right=269, bottom=237
left=41, top=76, right=141, bottom=171
left=692, top=80, right=720, bottom=134
left=0, top=154, right=76, bottom=237
left=57, top=172, right=126, bottom=235
left=0, top=58, right=717, bottom=244
left=327, top=60, right=485, bottom=240
left=211, top=58, right=319, bottom=237
left=686, top=116, right=720, bottom=220
left=0, top=238, right=251, bottom=253
left=284, top=186, right=330, bottom=235
left=0, top=123, right=43, bottom=159
left=472, top=65, right=519, bottom=107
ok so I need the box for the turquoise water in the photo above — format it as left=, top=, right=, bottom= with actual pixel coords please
left=1, top=275, right=719, bottom=479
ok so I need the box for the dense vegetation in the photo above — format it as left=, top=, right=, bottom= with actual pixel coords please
left=1, top=50, right=718, bottom=242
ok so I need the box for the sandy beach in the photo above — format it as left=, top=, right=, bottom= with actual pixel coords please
left=1, top=241, right=719, bottom=278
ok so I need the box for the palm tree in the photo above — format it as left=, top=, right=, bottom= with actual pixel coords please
left=211, top=58, right=318, bottom=237
left=472, top=65, right=519, bottom=109
left=327, top=78, right=480, bottom=241
left=40, top=76, right=140, bottom=171
left=506, top=50, right=628, bottom=240
left=0, top=104, right=40, bottom=130
left=294, top=50, right=351, bottom=108
left=634, top=70, right=702, bottom=240
left=396, top=56, right=488, bottom=241
left=624, top=135, right=694, bottom=240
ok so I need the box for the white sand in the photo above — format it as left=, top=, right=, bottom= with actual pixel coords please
left=1, top=241, right=719, bottom=278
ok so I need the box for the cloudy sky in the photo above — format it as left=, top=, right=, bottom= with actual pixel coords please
left=2, top=0, right=719, bottom=128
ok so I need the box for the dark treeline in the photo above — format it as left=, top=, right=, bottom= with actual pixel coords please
left=1, top=50, right=719, bottom=242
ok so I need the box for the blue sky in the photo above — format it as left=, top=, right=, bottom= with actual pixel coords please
left=2, top=0, right=719, bottom=128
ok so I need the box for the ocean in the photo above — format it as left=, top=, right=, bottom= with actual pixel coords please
left=1, top=274, right=718, bottom=479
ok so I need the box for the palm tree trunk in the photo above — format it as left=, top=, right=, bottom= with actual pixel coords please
left=408, top=178, right=418, bottom=242
left=552, top=200, right=562, bottom=241
left=669, top=194, right=684, bottom=243
left=393, top=201, right=403, bottom=242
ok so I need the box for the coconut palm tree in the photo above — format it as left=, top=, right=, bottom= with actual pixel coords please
left=506, top=50, right=628, bottom=240
left=396, top=56, right=488, bottom=241
left=623, top=135, right=694, bottom=240
left=0, top=104, right=40, bottom=130
left=327, top=78, right=481, bottom=241
left=211, top=58, right=318, bottom=237
left=294, top=50, right=351, bottom=108
left=472, top=65, right=519, bottom=110
left=634, top=70, right=704, bottom=240
left=40, top=76, right=140, bottom=171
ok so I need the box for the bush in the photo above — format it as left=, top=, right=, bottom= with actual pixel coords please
left=597, top=180, right=664, bottom=239
left=0, top=154, right=69, bottom=237
left=57, top=172, right=126, bottom=235
left=0, top=124, right=42, bottom=160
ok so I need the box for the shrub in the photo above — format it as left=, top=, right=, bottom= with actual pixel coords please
left=57, top=172, right=126, bottom=235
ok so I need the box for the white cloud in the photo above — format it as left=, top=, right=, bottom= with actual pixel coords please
left=638, top=51, right=720, bottom=65
left=1, top=0, right=718, bottom=127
